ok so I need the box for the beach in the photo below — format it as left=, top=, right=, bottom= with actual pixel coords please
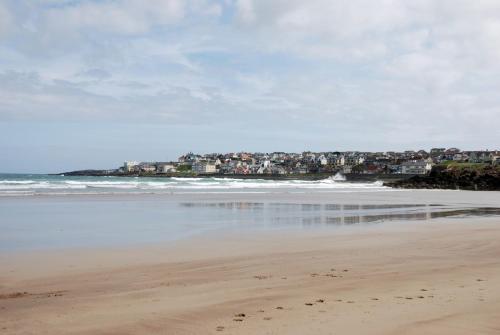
left=2, top=180, right=500, bottom=335
left=1, top=216, right=500, bottom=334
left=1, top=187, right=500, bottom=334
left=3, top=1, right=499, bottom=332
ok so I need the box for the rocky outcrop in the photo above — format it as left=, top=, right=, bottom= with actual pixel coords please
left=59, top=170, right=112, bottom=176
left=385, top=165, right=500, bottom=191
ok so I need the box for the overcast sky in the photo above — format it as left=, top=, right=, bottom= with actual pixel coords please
left=1, top=0, right=500, bottom=173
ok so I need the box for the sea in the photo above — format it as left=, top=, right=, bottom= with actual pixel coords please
left=0, top=173, right=386, bottom=196
left=1, top=173, right=499, bottom=253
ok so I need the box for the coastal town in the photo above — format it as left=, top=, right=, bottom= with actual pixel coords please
left=115, top=148, right=500, bottom=176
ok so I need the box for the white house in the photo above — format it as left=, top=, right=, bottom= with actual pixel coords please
left=123, top=161, right=139, bottom=172
left=317, top=154, right=328, bottom=166
left=257, top=160, right=271, bottom=174
left=157, top=163, right=177, bottom=173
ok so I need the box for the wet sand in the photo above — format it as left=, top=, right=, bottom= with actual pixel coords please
left=1, top=216, right=500, bottom=334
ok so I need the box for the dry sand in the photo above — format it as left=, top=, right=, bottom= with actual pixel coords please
left=1, top=218, right=500, bottom=334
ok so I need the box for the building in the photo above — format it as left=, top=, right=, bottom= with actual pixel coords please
left=156, top=163, right=177, bottom=173
left=192, top=161, right=217, bottom=174
left=430, top=148, right=446, bottom=157
left=317, top=154, right=328, bottom=166
left=401, top=161, right=428, bottom=175
left=257, top=160, right=271, bottom=174
left=139, top=163, right=156, bottom=173
left=468, top=151, right=492, bottom=163
left=123, top=161, right=139, bottom=172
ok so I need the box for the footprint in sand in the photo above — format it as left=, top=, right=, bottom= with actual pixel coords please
left=305, top=303, right=314, bottom=306
left=276, top=306, right=284, bottom=310
left=216, top=326, right=225, bottom=331
left=316, top=299, right=325, bottom=303
left=233, top=313, right=246, bottom=322
left=263, top=317, right=272, bottom=321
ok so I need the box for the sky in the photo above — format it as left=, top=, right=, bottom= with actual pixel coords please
left=1, top=0, right=500, bottom=173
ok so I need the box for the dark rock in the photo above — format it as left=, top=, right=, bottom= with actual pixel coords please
left=385, top=165, right=500, bottom=191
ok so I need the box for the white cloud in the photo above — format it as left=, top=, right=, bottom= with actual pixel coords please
left=1, top=0, right=500, bottom=150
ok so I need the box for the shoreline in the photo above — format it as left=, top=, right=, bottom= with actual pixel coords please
left=56, top=171, right=414, bottom=182
left=2, top=217, right=500, bottom=334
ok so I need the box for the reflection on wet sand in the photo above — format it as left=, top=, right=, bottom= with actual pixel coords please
left=180, top=202, right=442, bottom=210
left=289, top=208, right=500, bottom=226
left=179, top=202, right=500, bottom=226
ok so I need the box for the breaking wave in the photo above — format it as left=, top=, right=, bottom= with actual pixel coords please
left=0, top=174, right=390, bottom=196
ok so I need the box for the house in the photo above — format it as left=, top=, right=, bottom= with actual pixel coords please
left=271, top=165, right=287, bottom=174
left=218, top=163, right=235, bottom=174
left=443, top=148, right=461, bottom=160
left=139, top=163, right=156, bottom=173
left=401, top=161, right=428, bottom=175
left=453, top=153, right=466, bottom=162
left=388, top=164, right=402, bottom=174
left=317, top=154, right=328, bottom=166
left=468, top=151, right=492, bottom=163
left=417, top=150, right=429, bottom=158
left=338, top=156, right=346, bottom=166
left=123, top=161, right=139, bottom=172
left=257, top=160, right=271, bottom=174
left=430, top=148, right=446, bottom=158
left=192, top=161, right=217, bottom=174
left=156, top=163, right=177, bottom=173
left=178, top=152, right=199, bottom=163
left=344, top=155, right=364, bottom=166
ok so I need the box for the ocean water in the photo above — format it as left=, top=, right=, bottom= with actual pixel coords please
left=1, top=174, right=499, bottom=253
left=0, top=173, right=388, bottom=196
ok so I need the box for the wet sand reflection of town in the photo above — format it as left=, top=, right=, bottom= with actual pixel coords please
left=180, top=202, right=500, bottom=226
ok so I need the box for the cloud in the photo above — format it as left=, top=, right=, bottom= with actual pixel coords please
left=43, top=0, right=186, bottom=35
left=0, top=0, right=500, bottom=152
left=77, top=68, right=112, bottom=80
left=0, top=3, right=13, bottom=38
